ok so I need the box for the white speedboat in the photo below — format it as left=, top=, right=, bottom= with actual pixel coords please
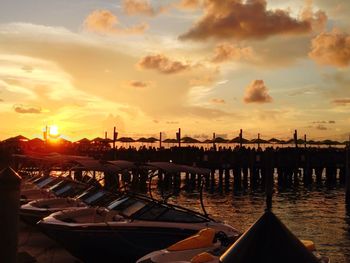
left=20, top=160, right=135, bottom=224
left=38, top=162, right=240, bottom=263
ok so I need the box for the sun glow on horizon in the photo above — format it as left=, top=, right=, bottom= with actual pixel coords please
left=48, top=125, right=60, bottom=139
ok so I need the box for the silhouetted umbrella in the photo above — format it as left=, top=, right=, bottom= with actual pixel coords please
left=4, top=135, right=29, bottom=142
left=213, top=137, right=228, bottom=143
left=268, top=138, right=281, bottom=143
left=321, top=139, right=341, bottom=146
left=163, top=138, right=178, bottom=143
left=284, top=138, right=305, bottom=145
left=220, top=210, right=319, bottom=263
left=91, top=137, right=104, bottom=143
left=250, top=138, right=269, bottom=144
left=101, top=138, right=113, bottom=143
left=146, top=137, right=158, bottom=143
left=117, top=137, right=135, bottom=143
left=307, top=140, right=317, bottom=145
left=76, top=138, right=90, bottom=144
left=342, top=140, right=349, bottom=145
left=58, top=137, right=71, bottom=144
left=297, top=139, right=305, bottom=144
left=136, top=137, right=149, bottom=143
left=285, top=139, right=295, bottom=144
left=29, top=138, right=44, bottom=143
left=181, top=136, right=200, bottom=143
left=229, top=136, right=249, bottom=143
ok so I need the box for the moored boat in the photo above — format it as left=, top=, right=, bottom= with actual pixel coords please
left=19, top=160, right=135, bottom=224
left=137, top=211, right=330, bottom=263
left=38, top=162, right=240, bottom=263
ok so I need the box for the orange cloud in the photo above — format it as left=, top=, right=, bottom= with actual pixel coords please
left=13, top=104, right=42, bottom=114
left=243, top=80, right=272, bottom=104
left=211, top=98, right=225, bottom=104
left=122, top=0, right=161, bottom=16
left=138, top=54, right=191, bottom=74
left=300, top=0, right=327, bottom=32
left=309, top=29, right=350, bottom=67
left=179, top=0, right=325, bottom=40
left=84, top=9, right=148, bottom=35
left=211, top=43, right=255, bottom=63
left=332, top=98, right=350, bottom=105
left=315, top=124, right=327, bottom=130
left=128, top=80, right=150, bottom=88
left=177, top=0, right=202, bottom=10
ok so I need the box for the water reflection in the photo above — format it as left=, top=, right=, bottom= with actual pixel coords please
left=166, top=186, right=350, bottom=263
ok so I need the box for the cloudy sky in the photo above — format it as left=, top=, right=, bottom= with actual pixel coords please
left=0, top=0, right=350, bottom=141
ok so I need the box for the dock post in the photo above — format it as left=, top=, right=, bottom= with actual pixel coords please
left=346, top=146, right=350, bottom=205
left=113, top=126, right=116, bottom=149
left=224, top=168, right=230, bottom=191
left=0, top=167, right=22, bottom=263
left=177, top=128, right=181, bottom=148
left=265, top=149, right=274, bottom=210
left=159, top=132, right=162, bottom=149
left=218, top=169, right=223, bottom=192
left=239, top=129, right=243, bottom=148
left=213, top=133, right=216, bottom=150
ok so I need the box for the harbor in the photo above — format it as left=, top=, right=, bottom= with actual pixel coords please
left=0, top=146, right=349, bottom=262
left=2, top=0, right=350, bottom=261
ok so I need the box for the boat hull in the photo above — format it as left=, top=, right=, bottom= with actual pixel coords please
left=39, top=223, right=198, bottom=263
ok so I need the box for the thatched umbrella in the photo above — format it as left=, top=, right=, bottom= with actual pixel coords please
left=146, top=137, right=158, bottom=143
left=136, top=137, right=149, bottom=143
left=250, top=138, right=269, bottom=144
left=229, top=136, right=249, bottom=144
left=28, top=138, right=44, bottom=148
left=91, top=137, right=105, bottom=144
left=321, top=139, right=341, bottom=146
left=213, top=137, right=228, bottom=143
left=268, top=138, right=281, bottom=143
left=57, top=137, right=72, bottom=144
left=117, top=137, right=135, bottom=143
left=181, top=136, right=200, bottom=143
left=163, top=138, right=177, bottom=143
left=4, top=135, right=29, bottom=142
left=29, top=138, right=44, bottom=143
left=76, top=138, right=90, bottom=144
left=307, top=140, right=317, bottom=145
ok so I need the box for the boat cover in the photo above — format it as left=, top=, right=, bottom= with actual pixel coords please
left=220, top=210, right=320, bottom=263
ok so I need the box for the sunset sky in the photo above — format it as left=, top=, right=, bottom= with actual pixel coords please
left=1, top=0, right=350, bottom=141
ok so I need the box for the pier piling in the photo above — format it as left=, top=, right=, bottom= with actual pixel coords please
left=0, top=167, right=21, bottom=263
left=345, top=146, right=350, bottom=205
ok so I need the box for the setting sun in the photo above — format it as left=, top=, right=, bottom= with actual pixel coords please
left=49, top=125, right=60, bottom=139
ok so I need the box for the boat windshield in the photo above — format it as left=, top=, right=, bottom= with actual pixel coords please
left=135, top=203, right=207, bottom=223
left=83, top=190, right=106, bottom=204
left=121, top=200, right=147, bottom=217
left=107, top=197, right=147, bottom=217
left=75, top=189, right=92, bottom=200
left=107, top=197, right=129, bottom=210
left=36, top=177, right=55, bottom=188
left=31, top=176, right=48, bottom=184
left=53, top=184, right=73, bottom=196
left=48, top=180, right=65, bottom=191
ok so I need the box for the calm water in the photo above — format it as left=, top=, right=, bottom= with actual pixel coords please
left=166, top=185, right=350, bottom=263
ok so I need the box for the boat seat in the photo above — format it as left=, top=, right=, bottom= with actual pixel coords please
left=301, top=240, right=316, bottom=251
left=168, top=228, right=216, bottom=251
